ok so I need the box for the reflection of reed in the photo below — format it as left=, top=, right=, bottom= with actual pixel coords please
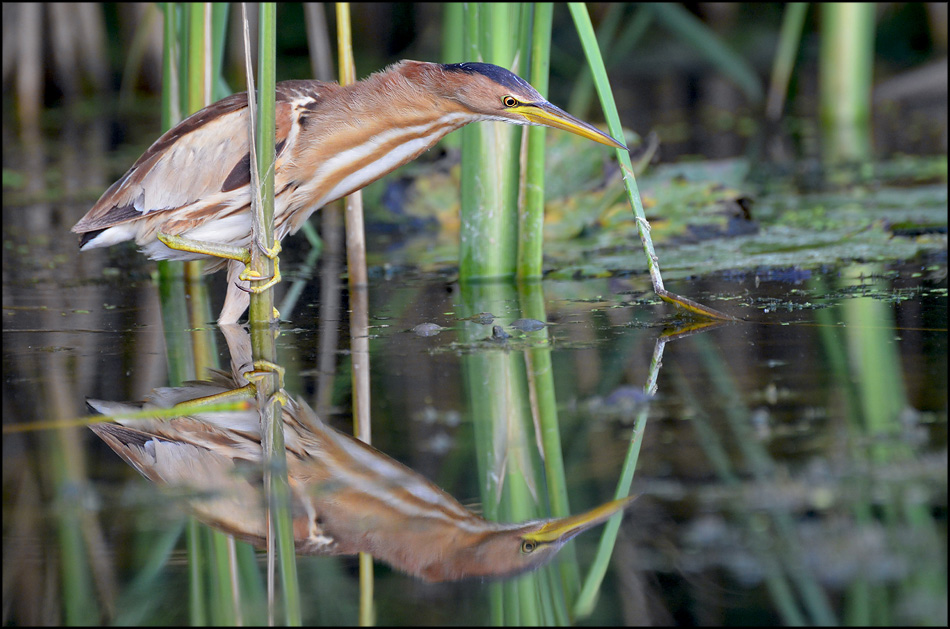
left=88, top=371, right=633, bottom=582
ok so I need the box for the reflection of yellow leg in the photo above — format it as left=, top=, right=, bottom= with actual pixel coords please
left=263, top=388, right=290, bottom=409
left=171, top=383, right=257, bottom=409
left=243, top=360, right=290, bottom=410
left=166, top=376, right=287, bottom=418
left=242, top=359, right=286, bottom=392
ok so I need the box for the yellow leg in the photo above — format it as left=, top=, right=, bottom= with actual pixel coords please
left=157, top=232, right=252, bottom=264
left=157, top=231, right=282, bottom=294
left=238, top=240, right=283, bottom=293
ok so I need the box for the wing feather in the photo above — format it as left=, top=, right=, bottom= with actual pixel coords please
left=73, top=93, right=249, bottom=233
left=72, top=81, right=327, bottom=235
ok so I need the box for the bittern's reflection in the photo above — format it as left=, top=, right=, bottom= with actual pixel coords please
left=89, top=372, right=633, bottom=582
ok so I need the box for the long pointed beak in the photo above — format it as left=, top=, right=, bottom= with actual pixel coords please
left=512, top=102, right=628, bottom=150
left=522, top=495, right=636, bottom=544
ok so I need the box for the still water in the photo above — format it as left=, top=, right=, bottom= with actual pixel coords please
left=2, top=215, right=946, bottom=624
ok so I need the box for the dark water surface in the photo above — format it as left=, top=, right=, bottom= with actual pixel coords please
left=3, top=226, right=946, bottom=624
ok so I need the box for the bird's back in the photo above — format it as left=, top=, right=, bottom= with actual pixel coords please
left=71, top=80, right=340, bottom=251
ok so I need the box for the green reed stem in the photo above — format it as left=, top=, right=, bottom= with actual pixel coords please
left=517, top=3, right=553, bottom=279
left=568, top=3, right=665, bottom=295
left=157, top=4, right=192, bottom=386
left=819, top=3, right=875, bottom=162
left=766, top=2, right=808, bottom=120
left=248, top=4, right=278, bottom=328
left=459, top=3, right=520, bottom=280
left=239, top=3, right=301, bottom=625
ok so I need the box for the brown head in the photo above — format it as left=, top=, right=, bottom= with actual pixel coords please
left=409, top=496, right=637, bottom=582
left=379, top=60, right=628, bottom=150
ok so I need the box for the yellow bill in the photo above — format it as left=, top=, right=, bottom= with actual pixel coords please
left=523, top=495, right=637, bottom=544
left=511, top=101, right=628, bottom=150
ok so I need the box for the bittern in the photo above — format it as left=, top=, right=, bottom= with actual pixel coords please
left=88, top=371, right=634, bottom=581
left=71, top=61, right=626, bottom=323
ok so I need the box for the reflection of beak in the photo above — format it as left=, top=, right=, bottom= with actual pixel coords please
left=522, top=495, right=636, bottom=544
left=511, top=102, right=628, bottom=150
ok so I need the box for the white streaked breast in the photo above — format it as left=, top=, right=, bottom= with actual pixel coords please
left=311, top=112, right=471, bottom=207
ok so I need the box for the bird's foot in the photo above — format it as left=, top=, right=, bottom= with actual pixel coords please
left=242, top=359, right=286, bottom=392
left=238, top=241, right=282, bottom=293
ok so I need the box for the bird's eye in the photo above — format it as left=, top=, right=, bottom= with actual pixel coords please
left=521, top=540, right=537, bottom=554
left=502, top=96, right=518, bottom=108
